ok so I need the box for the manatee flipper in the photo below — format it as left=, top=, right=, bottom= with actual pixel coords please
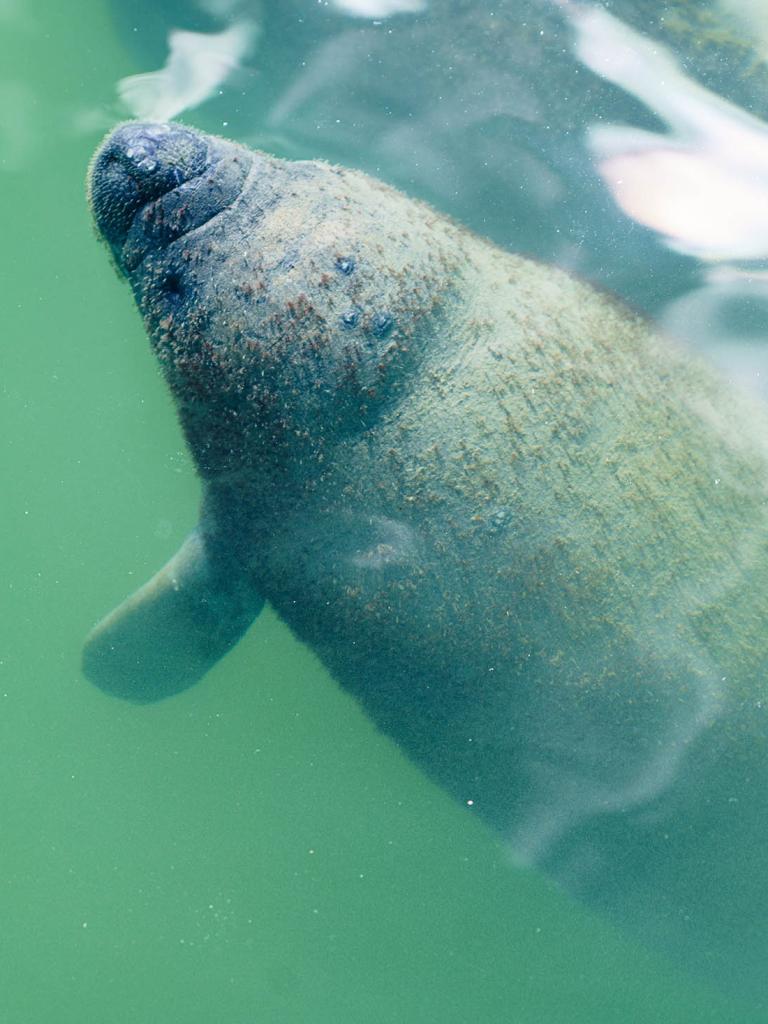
left=82, top=530, right=264, bottom=702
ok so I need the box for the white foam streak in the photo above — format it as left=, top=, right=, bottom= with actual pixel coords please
left=330, top=0, right=427, bottom=17
left=118, top=22, right=256, bottom=123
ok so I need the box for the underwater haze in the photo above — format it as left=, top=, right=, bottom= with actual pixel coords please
left=3, top=1, right=768, bottom=1021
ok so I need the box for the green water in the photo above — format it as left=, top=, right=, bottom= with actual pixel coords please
left=1, top=2, right=763, bottom=1021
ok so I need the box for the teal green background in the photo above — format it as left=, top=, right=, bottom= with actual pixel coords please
left=0, top=2, right=761, bottom=1020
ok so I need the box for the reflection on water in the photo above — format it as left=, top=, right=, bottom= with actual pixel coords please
left=571, top=4, right=768, bottom=261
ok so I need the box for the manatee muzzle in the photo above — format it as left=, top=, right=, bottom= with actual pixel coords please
left=88, top=121, right=252, bottom=274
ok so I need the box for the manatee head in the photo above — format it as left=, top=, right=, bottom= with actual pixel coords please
left=88, top=121, right=460, bottom=485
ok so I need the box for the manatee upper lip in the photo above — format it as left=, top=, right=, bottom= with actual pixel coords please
left=88, top=121, right=252, bottom=273
left=89, top=123, right=208, bottom=244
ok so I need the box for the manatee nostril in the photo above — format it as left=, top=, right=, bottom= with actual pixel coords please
left=89, top=121, right=210, bottom=252
left=125, top=150, right=158, bottom=175
left=121, top=127, right=169, bottom=178
left=112, top=123, right=208, bottom=195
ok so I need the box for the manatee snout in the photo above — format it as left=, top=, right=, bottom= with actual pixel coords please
left=88, top=121, right=253, bottom=272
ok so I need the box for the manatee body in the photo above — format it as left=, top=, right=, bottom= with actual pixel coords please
left=86, top=122, right=768, bottom=999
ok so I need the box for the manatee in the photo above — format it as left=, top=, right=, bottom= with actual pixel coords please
left=111, top=0, right=701, bottom=311
left=85, top=120, right=768, bottom=1000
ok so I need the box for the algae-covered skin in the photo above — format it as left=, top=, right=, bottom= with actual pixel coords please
left=85, top=122, right=768, bottom=997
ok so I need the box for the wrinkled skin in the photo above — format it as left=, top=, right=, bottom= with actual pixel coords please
left=85, top=121, right=768, bottom=1002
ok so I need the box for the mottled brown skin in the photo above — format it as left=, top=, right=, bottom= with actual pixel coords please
left=86, top=123, right=768, bottom=1001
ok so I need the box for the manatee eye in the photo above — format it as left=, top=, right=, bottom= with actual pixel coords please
left=163, top=271, right=184, bottom=303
